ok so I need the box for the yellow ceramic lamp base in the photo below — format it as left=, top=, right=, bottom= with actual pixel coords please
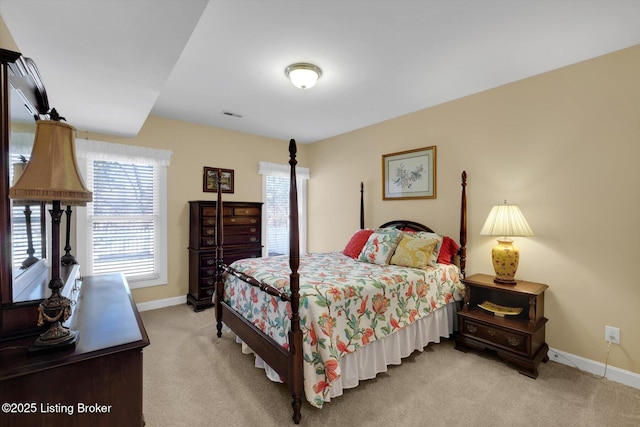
left=491, top=239, right=519, bottom=284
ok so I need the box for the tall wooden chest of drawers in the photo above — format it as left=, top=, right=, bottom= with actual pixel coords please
left=187, top=201, right=263, bottom=311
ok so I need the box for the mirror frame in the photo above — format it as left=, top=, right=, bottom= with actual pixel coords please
left=0, top=48, right=52, bottom=339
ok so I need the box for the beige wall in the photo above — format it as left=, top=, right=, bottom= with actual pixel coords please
left=0, top=15, right=19, bottom=51
left=307, top=46, right=640, bottom=374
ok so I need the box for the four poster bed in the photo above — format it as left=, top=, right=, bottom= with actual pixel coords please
left=214, top=140, right=468, bottom=423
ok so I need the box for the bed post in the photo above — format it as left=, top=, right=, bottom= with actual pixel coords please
left=288, top=139, right=303, bottom=424
left=215, top=169, right=224, bottom=338
left=459, top=171, right=467, bottom=278
left=360, top=182, right=364, bottom=229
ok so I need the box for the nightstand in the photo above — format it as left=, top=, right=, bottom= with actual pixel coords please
left=454, top=273, right=549, bottom=378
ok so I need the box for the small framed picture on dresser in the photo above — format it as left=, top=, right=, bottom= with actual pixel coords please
left=203, top=167, right=234, bottom=193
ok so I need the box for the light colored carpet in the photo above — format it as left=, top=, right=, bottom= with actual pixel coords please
left=140, top=304, right=640, bottom=427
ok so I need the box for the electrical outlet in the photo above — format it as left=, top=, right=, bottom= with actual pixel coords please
left=605, top=326, right=620, bottom=344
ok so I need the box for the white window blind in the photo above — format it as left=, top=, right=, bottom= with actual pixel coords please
left=9, top=156, right=45, bottom=273
left=258, top=161, right=309, bottom=256
left=9, top=133, right=45, bottom=274
left=265, top=175, right=290, bottom=256
left=76, top=139, right=172, bottom=288
left=88, top=161, right=157, bottom=279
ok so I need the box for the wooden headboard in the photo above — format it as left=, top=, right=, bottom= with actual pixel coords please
left=366, top=171, right=468, bottom=277
left=377, top=220, right=436, bottom=233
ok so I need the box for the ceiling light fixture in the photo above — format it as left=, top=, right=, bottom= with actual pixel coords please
left=284, top=63, right=322, bottom=90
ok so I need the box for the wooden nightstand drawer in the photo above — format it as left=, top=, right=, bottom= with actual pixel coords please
left=460, top=317, right=528, bottom=354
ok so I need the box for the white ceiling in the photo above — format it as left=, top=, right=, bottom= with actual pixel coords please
left=2, top=1, right=640, bottom=144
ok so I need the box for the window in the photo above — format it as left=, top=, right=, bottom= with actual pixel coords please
left=9, top=155, right=45, bottom=273
left=258, top=162, right=309, bottom=256
left=9, top=133, right=45, bottom=274
left=265, top=175, right=290, bottom=256
left=76, top=140, right=172, bottom=288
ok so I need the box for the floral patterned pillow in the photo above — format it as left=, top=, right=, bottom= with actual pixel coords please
left=408, top=231, right=443, bottom=266
left=390, top=236, right=438, bottom=269
left=358, top=229, right=402, bottom=265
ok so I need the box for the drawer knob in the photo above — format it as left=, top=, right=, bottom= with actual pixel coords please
left=250, top=219, right=257, bottom=224
left=230, top=218, right=237, bottom=223
left=206, top=239, right=214, bottom=245
left=206, top=288, right=214, bottom=296
left=250, top=227, right=257, bottom=232
left=206, top=229, right=214, bottom=235
left=250, top=237, right=257, bottom=242
left=206, top=259, right=215, bottom=265
left=508, top=336, right=521, bottom=347
left=466, top=324, right=477, bottom=334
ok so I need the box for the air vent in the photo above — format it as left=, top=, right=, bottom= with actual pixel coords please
left=222, top=111, right=243, bottom=118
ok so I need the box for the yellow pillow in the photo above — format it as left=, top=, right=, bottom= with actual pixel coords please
left=390, top=236, right=437, bottom=269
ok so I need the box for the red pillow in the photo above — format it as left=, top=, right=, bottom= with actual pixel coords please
left=343, top=229, right=374, bottom=259
left=437, top=236, right=460, bottom=265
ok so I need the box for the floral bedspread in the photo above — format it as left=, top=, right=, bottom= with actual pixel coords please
left=223, top=251, right=464, bottom=408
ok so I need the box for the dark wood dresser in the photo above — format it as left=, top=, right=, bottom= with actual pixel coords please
left=0, top=273, right=150, bottom=427
left=187, top=201, right=262, bottom=311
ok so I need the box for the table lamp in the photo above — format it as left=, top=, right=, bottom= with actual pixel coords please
left=9, top=114, right=92, bottom=353
left=480, top=201, right=534, bottom=284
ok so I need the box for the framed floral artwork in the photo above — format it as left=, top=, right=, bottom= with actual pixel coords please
left=203, top=167, right=234, bottom=193
left=382, top=146, right=436, bottom=200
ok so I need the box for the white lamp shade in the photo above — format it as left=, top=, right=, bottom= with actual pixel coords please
left=480, top=203, right=534, bottom=237
left=285, top=63, right=322, bottom=89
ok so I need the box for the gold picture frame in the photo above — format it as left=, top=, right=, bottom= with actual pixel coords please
left=203, top=167, right=234, bottom=193
left=382, top=146, right=436, bottom=200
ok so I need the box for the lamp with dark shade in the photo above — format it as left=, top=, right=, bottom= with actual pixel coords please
left=9, top=117, right=92, bottom=353
left=480, top=201, right=534, bottom=284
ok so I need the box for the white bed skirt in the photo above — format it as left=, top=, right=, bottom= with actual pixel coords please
left=231, top=301, right=458, bottom=403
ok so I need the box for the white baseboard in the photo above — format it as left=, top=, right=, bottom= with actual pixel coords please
left=136, top=295, right=186, bottom=312
left=548, top=347, right=640, bottom=390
